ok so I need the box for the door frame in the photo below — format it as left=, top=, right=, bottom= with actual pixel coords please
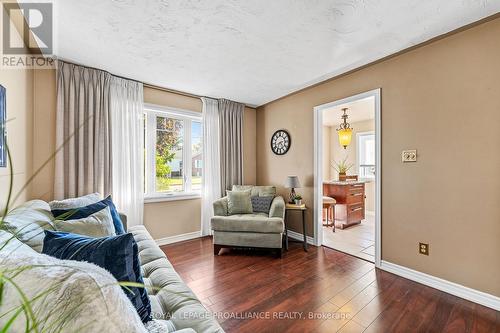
left=313, top=88, right=381, bottom=267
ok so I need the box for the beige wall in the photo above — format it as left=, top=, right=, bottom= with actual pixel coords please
left=0, top=68, right=34, bottom=210
left=0, top=12, right=35, bottom=211
left=321, top=126, right=331, bottom=180
left=256, top=18, right=500, bottom=296
left=31, top=69, right=57, bottom=202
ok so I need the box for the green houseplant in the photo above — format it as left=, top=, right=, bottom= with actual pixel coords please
left=331, top=156, right=354, bottom=181
left=294, top=195, right=302, bottom=206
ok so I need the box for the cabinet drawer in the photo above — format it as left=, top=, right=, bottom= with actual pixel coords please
left=346, top=191, right=364, bottom=204
left=348, top=184, right=365, bottom=192
left=347, top=203, right=364, bottom=222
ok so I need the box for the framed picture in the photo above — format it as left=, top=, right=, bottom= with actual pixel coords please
left=0, top=85, right=5, bottom=167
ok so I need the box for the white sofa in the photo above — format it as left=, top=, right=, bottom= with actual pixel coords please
left=0, top=200, right=224, bottom=333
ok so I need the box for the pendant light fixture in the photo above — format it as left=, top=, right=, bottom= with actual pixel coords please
left=337, top=108, right=353, bottom=149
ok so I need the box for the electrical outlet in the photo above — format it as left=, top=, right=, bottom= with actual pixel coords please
left=402, top=150, right=417, bottom=162
left=419, top=243, right=429, bottom=255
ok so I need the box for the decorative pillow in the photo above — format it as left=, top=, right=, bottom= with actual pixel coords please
left=232, top=185, right=277, bottom=197
left=49, top=192, right=101, bottom=210
left=1, top=200, right=55, bottom=252
left=227, top=190, right=253, bottom=215
left=51, top=195, right=126, bottom=234
left=251, top=196, right=274, bottom=213
left=257, top=186, right=277, bottom=197
left=0, top=245, right=147, bottom=332
left=53, top=206, right=116, bottom=237
left=42, top=231, right=151, bottom=323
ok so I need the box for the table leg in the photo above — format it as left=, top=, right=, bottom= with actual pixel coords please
left=285, top=211, right=289, bottom=251
left=302, top=210, right=308, bottom=251
left=332, top=205, right=336, bottom=233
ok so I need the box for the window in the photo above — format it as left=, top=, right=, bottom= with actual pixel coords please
left=144, top=105, right=203, bottom=200
left=357, top=132, right=375, bottom=179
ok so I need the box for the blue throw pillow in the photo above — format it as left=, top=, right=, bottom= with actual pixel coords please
left=42, top=230, right=151, bottom=322
left=51, top=196, right=125, bottom=234
left=251, top=196, right=274, bottom=213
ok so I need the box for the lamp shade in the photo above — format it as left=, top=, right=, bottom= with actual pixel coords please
left=338, top=128, right=352, bottom=149
left=285, top=176, right=301, bottom=188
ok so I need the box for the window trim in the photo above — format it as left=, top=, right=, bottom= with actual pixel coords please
left=356, top=131, right=375, bottom=180
left=144, top=103, right=202, bottom=202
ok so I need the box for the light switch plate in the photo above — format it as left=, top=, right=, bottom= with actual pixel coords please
left=402, top=150, right=417, bottom=162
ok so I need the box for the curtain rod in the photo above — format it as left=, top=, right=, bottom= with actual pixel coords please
left=57, top=58, right=254, bottom=108
left=143, top=83, right=205, bottom=100
left=56, top=58, right=142, bottom=84
left=143, top=83, right=255, bottom=108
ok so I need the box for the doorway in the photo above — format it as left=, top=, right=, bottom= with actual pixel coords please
left=313, top=89, right=381, bottom=266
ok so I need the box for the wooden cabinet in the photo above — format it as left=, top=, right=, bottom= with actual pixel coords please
left=323, top=182, right=365, bottom=229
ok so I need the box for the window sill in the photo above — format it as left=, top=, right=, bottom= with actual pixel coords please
left=144, top=193, right=201, bottom=203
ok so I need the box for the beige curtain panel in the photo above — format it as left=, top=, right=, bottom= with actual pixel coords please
left=218, top=99, right=244, bottom=195
left=54, top=61, right=113, bottom=199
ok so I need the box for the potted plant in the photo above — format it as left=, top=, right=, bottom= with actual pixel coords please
left=331, top=156, right=354, bottom=181
left=294, top=195, right=303, bottom=206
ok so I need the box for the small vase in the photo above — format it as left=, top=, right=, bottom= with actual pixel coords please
left=339, top=172, right=347, bottom=181
left=295, top=199, right=302, bottom=206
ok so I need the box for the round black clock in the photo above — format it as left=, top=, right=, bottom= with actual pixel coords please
left=271, top=129, right=291, bottom=155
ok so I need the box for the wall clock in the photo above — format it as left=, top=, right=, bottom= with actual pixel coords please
left=271, top=129, right=291, bottom=155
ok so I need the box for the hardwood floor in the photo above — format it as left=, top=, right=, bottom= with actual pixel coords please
left=161, top=237, right=499, bottom=333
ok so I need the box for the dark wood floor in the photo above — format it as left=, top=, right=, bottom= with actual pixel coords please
left=161, top=237, right=499, bottom=333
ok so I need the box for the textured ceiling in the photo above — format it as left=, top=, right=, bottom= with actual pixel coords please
left=323, top=96, right=374, bottom=127
left=54, top=1, right=500, bottom=106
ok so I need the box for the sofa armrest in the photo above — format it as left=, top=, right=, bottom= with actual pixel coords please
left=213, top=197, right=229, bottom=216
left=269, top=196, right=285, bottom=219
left=119, top=212, right=128, bottom=231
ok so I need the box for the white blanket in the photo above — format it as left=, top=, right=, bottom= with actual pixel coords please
left=0, top=232, right=147, bottom=333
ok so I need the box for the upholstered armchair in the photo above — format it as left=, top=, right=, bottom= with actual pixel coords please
left=211, top=185, right=285, bottom=258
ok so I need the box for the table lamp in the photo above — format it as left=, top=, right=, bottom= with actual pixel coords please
left=285, top=176, right=301, bottom=204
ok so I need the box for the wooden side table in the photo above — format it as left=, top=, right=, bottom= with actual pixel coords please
left=284, top=204, right=308, bottom=252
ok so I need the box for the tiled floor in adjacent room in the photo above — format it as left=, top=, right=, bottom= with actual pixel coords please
left=322, top=214, right=375, bottom=262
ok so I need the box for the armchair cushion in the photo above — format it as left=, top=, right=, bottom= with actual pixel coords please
left=211, top=215, right=284, bottom=233
left=213, top=197, right=229, bottom=216
left=232, top=185, right=276, bottom=197
left=269, top=196, right=285, bottom=219
left=227, top=190, right=253, bottom=215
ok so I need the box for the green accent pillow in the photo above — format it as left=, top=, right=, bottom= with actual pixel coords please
left=227, top=190, right=253, bottom=215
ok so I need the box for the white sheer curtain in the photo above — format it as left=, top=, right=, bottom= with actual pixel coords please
left=110, top=77, right=144, bottom=226
left=201, top=97, right=221, bottom=236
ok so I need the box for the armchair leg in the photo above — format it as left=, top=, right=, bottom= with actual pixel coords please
left=214, top=244, right=222, bottom=256
left=275, top=248, right=283, bottom=259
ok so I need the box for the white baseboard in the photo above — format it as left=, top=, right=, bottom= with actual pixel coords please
left=380, top=260, right=500, bottom=311
left=155, top=231, right=201, bottom=246
left=287, top=230, right=315, bottom=245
